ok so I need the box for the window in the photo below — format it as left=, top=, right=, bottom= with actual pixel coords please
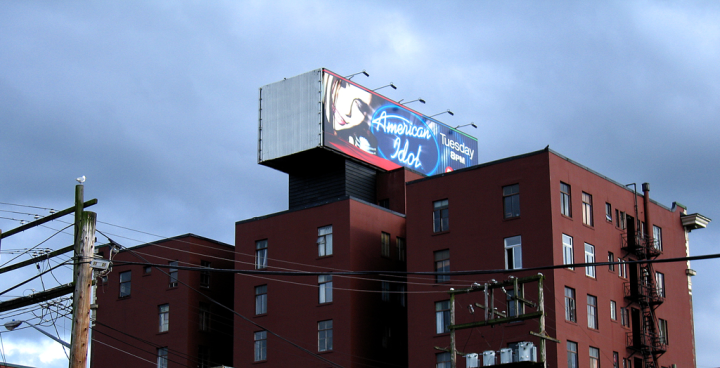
left=565, top=287, right=576, bottom=322
left=119, top=271, right=131, bottom=297
left=318, top=225, right=333, bottom=257
left=655, top=272, right=665, bottom=298
left=398, top=284, right=406, bottom=307
left=619, top=259, right=627, bottom=278
left=168, top=261, right=178, bottom=288
left=503, top=184, right=520, bottom=218
left=255, top=240, right=268, bottom=269
left=200, top=260, right=210, bottom=288
left=582, top=192, right=594, bottom=226
left=585, top=243, right=596, bottom=277
left=606, top=203, right=612, bottom=222
left=434, top=250, right=450, bottom=282
left=318, top=320, right=333, bottom=352
left=255, top=285, right=267, bottom=315
left=653, top=225, right=663, bottom=251
left=199, top=302, right=210, bottom=332
left=621, top=307, right=629, bottom=327
left=561, top=182, right=572, bottom=217
left=378, top=198, right=390, bottom=209
left=144, top=266, right=152, bottom=275
left=610, top=300, right=617, bottom=321
left=507, top=287, right=524, bottom=317
left=658, top=319, right=668, bottom=345
left=608, top=252, right=615, bottom=272
left=381, top=232, right=390, bottom=257
left=623, top=358, right=630, bottom=368
left=397, top=237, right=406, bottom=261
left=254, top=331, right=267, bottom=361
left=587, top=295, right=598, bottom=329
left=562, top=234, right=574, bottom=269
left=433, top=199, right=449, bottom=232
left=437, top=352, right=451, bottom=368
left=590, top=347, right=600, bottom=368
left=617, top=210, right=627, bottom=229
left=198, top=346, right=209, bottom=368
left=504, top=236, right=522, bottom=270
left=319, top=275, right=332, bottom=304
left=381, top=281, right=390, bottom=302
left=567, top=341, right=578, bottom=368
left=613, top=352, right=619, bottom=368
left=435, top=300, right=451, bottom=334
left=157, top=347, right=168, bottom=368
left=158, top=304, right=169, bottom=332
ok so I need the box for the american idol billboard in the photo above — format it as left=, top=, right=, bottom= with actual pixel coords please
left=322, top=70, right=478, bottom=175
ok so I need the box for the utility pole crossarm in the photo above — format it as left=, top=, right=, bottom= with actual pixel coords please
left=0, top=283, right=74, bottom=313
left=0, top=199, right=97, bottom=239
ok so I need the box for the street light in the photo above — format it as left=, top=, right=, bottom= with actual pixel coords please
left=3, top=320, right=70, bottom=348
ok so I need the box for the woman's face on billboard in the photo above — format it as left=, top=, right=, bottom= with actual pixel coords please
left=330, top=80, right=373, bottom=131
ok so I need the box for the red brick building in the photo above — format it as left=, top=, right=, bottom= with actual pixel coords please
left=404, top=149, right=706, bottom=368
left=91, top=234, right=235, bottom=368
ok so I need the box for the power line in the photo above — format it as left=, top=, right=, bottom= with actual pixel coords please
left=112, top=240, right=346, bottom=368
left=109, top=251, right=720, bottom=277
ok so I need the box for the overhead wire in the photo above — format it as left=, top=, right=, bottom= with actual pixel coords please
left=0, top=224, right=72, bottom=268
left=110, top=239, right=346, bottom=368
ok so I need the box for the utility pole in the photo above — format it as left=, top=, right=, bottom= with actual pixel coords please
left=69, top=184, right=96, bottom=368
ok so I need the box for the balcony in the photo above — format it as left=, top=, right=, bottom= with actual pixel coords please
left=625, top=331, right=667, bottom=354
left=623, top=282, right=664, bottom=306
left=621, top=235, right=662, bottom=259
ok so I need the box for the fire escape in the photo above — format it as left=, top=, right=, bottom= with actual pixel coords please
left=621, top=186, right=666, bottom=368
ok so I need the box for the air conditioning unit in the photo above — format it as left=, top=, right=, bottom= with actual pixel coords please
left=516, top=342, right=537, bottom=362
left=466, top=353, right=479, bottom=368
left=482, top=351, right=496, bottom=366
left=499, top=348, right=513, bottom=364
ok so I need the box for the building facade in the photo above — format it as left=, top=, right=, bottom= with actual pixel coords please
left=405, top=148, right=704, bottom=368
left=92, top=234, right=235, bottom=368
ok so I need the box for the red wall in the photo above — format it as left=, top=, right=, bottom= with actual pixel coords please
left=405, top=150, right=695, bottom=368
left=234, top=199, right=408, bottom=368
left=92, top=235, right=235, bottom=368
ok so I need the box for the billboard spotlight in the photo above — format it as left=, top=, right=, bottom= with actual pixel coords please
left=345, top=70, right=369, bottom=80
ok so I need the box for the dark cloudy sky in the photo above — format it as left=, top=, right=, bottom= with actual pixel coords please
left=1, top=1, right=718, bottom=367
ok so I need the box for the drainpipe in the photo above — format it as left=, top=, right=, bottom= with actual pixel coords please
left=642, top=183, right=652, bottom=240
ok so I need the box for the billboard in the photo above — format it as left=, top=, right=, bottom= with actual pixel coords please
left=322, top=69, right=478, bottom=176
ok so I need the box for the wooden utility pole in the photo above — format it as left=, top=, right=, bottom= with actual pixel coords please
left=69, top=184, right=96, bottom=368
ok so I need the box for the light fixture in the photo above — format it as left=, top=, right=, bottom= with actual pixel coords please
left=454, top=122, right=477, bottom=129
left=428, top=110, right=454, bottom=118
left=345, top=70, right=369, bottom=80
left=372, top=83, right=397, bottom=92
left=399, top=98, right=426, bottom=105
left=3, top=320, right=71, bottom=348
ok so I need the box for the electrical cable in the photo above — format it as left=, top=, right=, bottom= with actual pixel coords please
left=109, top=251, right=720, bottom=276
left=111, top=239, right=346, bottom=368
left=0, top=224, right=72, bottom=268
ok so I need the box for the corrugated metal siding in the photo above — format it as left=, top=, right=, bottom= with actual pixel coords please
left=288, top=158, right=377, bottom=210
left=345, top=159, right=376, bottom=204
left=289, top=169, right=346, bottom=210
left=258, top=69, right=323, bottom=163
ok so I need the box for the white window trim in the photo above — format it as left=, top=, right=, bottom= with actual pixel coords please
left=584, top=243, right=596, bottom=277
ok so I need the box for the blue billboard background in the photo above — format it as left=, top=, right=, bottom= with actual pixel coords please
left=322, top=70, right=478, bottom=176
